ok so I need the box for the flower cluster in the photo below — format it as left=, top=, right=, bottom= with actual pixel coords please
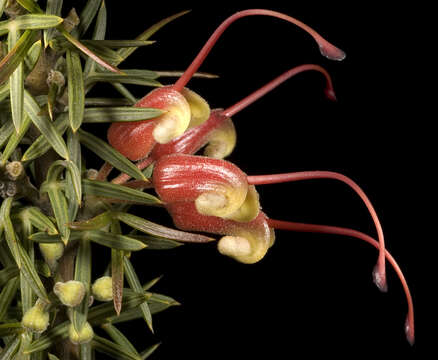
left=105, top=9, right=415, bottom=345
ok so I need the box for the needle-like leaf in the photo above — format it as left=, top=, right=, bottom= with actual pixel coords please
left=8, top=28, right=24, bottom=133
left=82, top=107, right=162, bottom=123
left=66, top=49, right=85, bottom=132
left=78, top=129, right=146, bottom=181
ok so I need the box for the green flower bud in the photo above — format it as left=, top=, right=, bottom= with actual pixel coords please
left=92, top=276, right=113, bottom=302
left=39, top=242, right=64, bottom=273
left=22, top=300, right=50, bottom=333
left=53, top=280, right=86, bottom=307
left=68, top=322, right=94, bottom=344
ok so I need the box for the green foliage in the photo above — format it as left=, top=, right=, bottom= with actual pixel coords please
left=0, top=2, right=190, bottom=358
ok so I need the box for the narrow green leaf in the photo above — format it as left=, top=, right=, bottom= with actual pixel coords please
left=85, top=230, right=146, bottom=251
left=0, top=266, right=19, bottom=286
left=108, top=292, right=180, bottom=325
left=79, top=343, right=92, bottom=360
left=142, top=276, right=162, bottom=291
left=0, top=334, right=21, bottom=359
left=124, top=257, right=153, bottom=332
left=69, top=211, right=112, bottom=230
left=110, top=82, right=136, bottom=104
left=114, top=212, right=215, bottom=243
left=42, top=180, right=70, bottom=244
left=23, top=40, right=42, bottom=75
left=129, top=235, right=183, bottom=250
left=29, top=231, right=82, bottom=243
left=140, top=343, right=161, bottom=360
left=20, top=207, right=58, bottom=235
left=24, top=90, right=69, bottom=159
left=66, top=129, right=82, bottom=220
left=101, top=323, right=139, bottom=356
left=16, top=0, right=43, bottom=14
left=92, top=335, right=141, bottom=360
left=85, top=72, right=161, bottom=87
left=73, top=0, right=102, bottom=37
left=72, top=238, right=91, bottom=333
left=20, top=216, right=34, bottom=313
left=0, top=114, right=31, bottom=165
left=84, top=97, right=132, bottom=107
left=60, top=27, right=122, bottom=74
left=82, top=107, right=162, bottom=123
left=48, top=354, right=61, bottom=360
left=21, top=113, right=68, bottom=162
left=0, top=30, right=36, bottom=85
left=8, top=29, right=25, bottom=133
left=111, top=246, right=123, bottom=315
left=0, top=120, right=14, bottom=148
left=44, top=0, right=64, bottom=46
left=78, top=129, right=146, bottom=181
left=155, top=70, right=219, bottom=79
left=0, top=0, right=6, bottom=18
left=145, top=291, right=181, bottom=314
left=89, top=40, right=155, bottom=48
left=0, top=15, right=63, bottom=35
left=23, top=321, right=68, bottom=354
left=82, top=179, right=160, bottom=205
left=84, top=0, right=106, bottom=77
left=88, top=290, right=147, bottom=325
left=116, top=10, right=190, bottom=64
left=17, top=241, right=50, bottom=303
left=0, top=322, right=22, bottom=337
left=1, top=197, right=21, bottom=263
left=0, top=277, right=19, bottom=321
left=66, top=49, right=84, bottom=131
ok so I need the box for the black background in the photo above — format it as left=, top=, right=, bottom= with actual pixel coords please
left=67, top=0, right=428, bottom=358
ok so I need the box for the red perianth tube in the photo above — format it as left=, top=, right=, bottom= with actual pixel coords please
left=247, top=171, right=387, bottom=292
left=173, top=9, right=346, bottom=92
left=223, top=64, right=336, bottom=118
left=267, top=219, right=415, bottom=346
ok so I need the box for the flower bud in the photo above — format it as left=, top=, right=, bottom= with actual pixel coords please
left=22, top=299, right=50, bottom=333
left=153, top=154, right=255, bottom=221
left=68, top=321, right=94, bottom=344
left=53, top=280, right=86, bottom=307
left=91, top=276, right=113, bottom=302
left=39, top=242, right=64, bottom=273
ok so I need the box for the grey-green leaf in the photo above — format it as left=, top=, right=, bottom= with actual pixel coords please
left=0, top=322, right=22, bottom=337
left=85, top=72, right=161, bottom=87
left=92, top=335, right=141, bottom=360
left=21, top=113, right=68, bottom=162
left=114, top=212, right=215, bottom=243
left=140, top=343, right=161, bottom=360
left=0, top=15, right=63, bottom=36
left=0, top=334, right=21, bottom=359
left=0, top=266, right=19, bottom=286
left=101, top=323, right=139, bottom=356
left=0, top=30, right=36, bottom=85
left=73, top=0, right=102, bottom=37
left=78, top=129, right=146, bottom=181
left=124, top=257, right=153, bottom=332
left=82, top=107, right=162, bottom=123
left=116, top=10, right=190, bottom=64
left=82, top=179, right=160, bottom=205
left=21, top=206, right=58, bottom=235
left=8, top=29, right=25, bottom=133
left=24, top=40, right=42, bottom=75
left=24, top=90, right=69, bottom=159
left=85, top=230, right=146, bottom=251
left=0, top=114, right=31, bottom=165
left=129, top=235, right=183, bottom=250
left=66, top=49, right=85, bottom=132
left=44, top=0, right=64, bottom=46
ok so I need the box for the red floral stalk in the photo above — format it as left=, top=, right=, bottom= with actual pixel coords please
left=246, top=172, right=387, bottom=292
left=112, top=64, right=335, bottom=184
left=108, top=9, right=345, bottom=161
left=268, top=219, right=414, bottom=345
left=152, top=153, right=413, bottom=344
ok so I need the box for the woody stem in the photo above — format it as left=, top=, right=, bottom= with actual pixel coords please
left=247, top=171, right=387, bottom=291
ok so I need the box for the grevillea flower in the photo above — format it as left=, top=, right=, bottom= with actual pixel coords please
left=107, top=9, right=345, bottom=161
left=152, top=153, right=414, bottom=345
